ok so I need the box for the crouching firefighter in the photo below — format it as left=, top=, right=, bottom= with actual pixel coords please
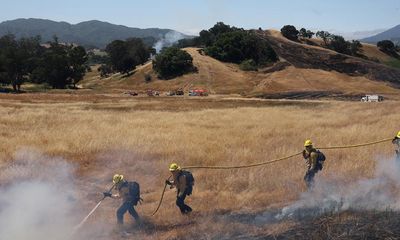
left=393, top=131, right=400, bottom=161
left=166, top=163, right=194, bottom=214
left=303, top=140, right=326, bottom=189
left=103, top=174, right=142, bottom=225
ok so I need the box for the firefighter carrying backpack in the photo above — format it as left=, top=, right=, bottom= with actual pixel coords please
left=315, top=149, right=326, bottom=170
left=179, top=170, right=195, bottom=195
left=121, top=181, right=142, bottom=205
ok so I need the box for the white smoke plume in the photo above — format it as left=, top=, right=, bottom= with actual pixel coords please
left=153, top=31, right=186, bottom=53
left=270, top=156, right=400, bottom=221
left=0, top=149, right=86, bottom=240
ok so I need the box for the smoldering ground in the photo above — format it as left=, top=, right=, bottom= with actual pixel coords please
left=0, top=149, right=101, bottom=240
left=256, top=156, right=400, bottom=223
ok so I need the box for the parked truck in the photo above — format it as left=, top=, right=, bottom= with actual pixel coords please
left=189, top=89, right=209, bottom=96
left=361, top=95, right=383, bottom=102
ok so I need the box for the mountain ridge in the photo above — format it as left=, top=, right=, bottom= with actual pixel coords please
left=362, top=24, right=400, bottom=44
left=0, top=18, right=191, bottom=49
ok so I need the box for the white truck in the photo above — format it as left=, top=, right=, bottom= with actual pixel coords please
left=361, top=95, right=384, bottom=102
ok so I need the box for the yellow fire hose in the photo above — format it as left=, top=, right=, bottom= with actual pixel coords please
left=150, top=175, right=172, bottom=216
left=73, top=136, right=395, bottom=227
left=150, top=137, right=394, bottom=216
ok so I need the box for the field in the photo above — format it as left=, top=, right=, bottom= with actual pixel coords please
left=0, top=94, right=399, bottom=239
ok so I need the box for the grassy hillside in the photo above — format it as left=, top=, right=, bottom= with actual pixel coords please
left=81, top=45, right=400, bottom=99
left=0, top=96, right=399, bottom=239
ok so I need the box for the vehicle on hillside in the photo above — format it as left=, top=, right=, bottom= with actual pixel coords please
left=361, top=95, right=383, bottom=102
left=166, top=91, right=176, bottom=96
left=189, top=89, right=209, bottom=96
left=124, top=91, right=138, bottom=96
left=147, top=89, right=160, bottom=96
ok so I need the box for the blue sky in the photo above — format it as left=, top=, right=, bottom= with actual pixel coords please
left=0, top=0, right=399, bottom=35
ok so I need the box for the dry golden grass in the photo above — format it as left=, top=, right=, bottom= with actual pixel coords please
left=0, top=95, right=399, bottom=239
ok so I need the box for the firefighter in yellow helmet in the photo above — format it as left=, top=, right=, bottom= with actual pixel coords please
left=392, top=131, right=400, bottom=160
left=165, top=163, right=194, bottom=214
left=103, top=174, right=141, bottom=225
left=302, top=140, right=326, bottom=189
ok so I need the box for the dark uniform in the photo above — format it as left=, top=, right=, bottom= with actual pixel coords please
left=303, top=148, right=323, bottom=189
left=113, top=180, right=140, bottom=225
left=168, top=171, right=193, bottom=214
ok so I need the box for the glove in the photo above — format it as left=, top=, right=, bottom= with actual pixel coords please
left=302, top=150, right=308, bottom=159
left=103, top=192, right=112, bottom=198
left=165, top=180, right=172, bottom=185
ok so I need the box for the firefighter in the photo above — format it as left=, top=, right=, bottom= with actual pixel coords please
left=103, top=174, right=141, bottom=226
left=302, top=140, right=325, bottom=189
left=393, top=131, right=400, bottom=160
left=166, top=163, right=194, bottom=214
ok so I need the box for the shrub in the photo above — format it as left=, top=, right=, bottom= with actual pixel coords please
left=152, top=47, right=196, bottom=79
left=240, top=59, right=258, bottom=71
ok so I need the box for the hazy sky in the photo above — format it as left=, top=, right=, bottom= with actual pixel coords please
left=0, top=0, right=399, bottom=35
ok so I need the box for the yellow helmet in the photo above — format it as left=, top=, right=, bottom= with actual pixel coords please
left=112, top=174, right=124, bottom=184
left=169, top=163, right=181, bottom=172
left=304, top=140, right=313, bottom=147
left=397, top=131, right=400, bottom=138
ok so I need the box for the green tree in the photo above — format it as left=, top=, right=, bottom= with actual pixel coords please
left=32, top=38, right=88, bottom=89
left=105, top=40, right=133, bottom=74
left=328, top=35, right=350, bottom=55
left=350, top=40, right=363, bottom=56
left=205, top=30, right=277, bottom=65
left=125, top=38, right=151, bottom=65
left=33, top=39, right=72, bottom=88
left=239, top=59, right=258, bottom=71
left=152, top=47, right=196, bottom=79
left=68, top=46, right=88, bottom=88
left=98, top=64, right=112, bottom=78
left=377, top=40, right=398, bottom=57
left=0, top=34, right=43, bottom=92
left=281, top=25, right=299, bottom=41
left=198, top=30, right=215, bottom=47
left=209, top=22, right=236, bottom=36
left=299, top=28, right=314, bottom=39
left=316, top=31, right=332, bottom=46
left=105, top=38, right=150, bottom=74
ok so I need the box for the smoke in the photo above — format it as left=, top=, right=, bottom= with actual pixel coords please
left=0, top=149, right=85, bottom=240
left=153, top=31, right=186, bottom=53
left=270, top=157, right=400, bottom=221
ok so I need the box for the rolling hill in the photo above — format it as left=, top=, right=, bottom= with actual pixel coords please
left=362, top=24, right=400, bottom=44
left=81, top=30, right=400, bottom=100
left=0, top=18, right=191, bottom=48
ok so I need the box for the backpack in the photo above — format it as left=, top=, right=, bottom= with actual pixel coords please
left=314, top=149, right=325, bottom=170
left=180, top=170, right=194, bottom=186
left=179, top=170, right=194, bottom=196
left=316, top=150, right=326, bottom=162
left=123, top=181, right=142, bottom=205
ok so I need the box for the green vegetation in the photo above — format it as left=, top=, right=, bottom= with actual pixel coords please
left=315, top=30, right=363, bottom=56
left=316, top=31, right=331, bottom=46
left=175, top=22, right=278, bottom=70
left=206, top=23, right=278, bottom=68
left=101, top=38, right=151, bottom=76
left=385, top=59, right=400, bottom=69
left=239, top=59, right=258, bottom=71
left=299, top=28, right=314, bottom=39
left=377, top=40, right=399, bottom=58
left=152, top=47, right=196, bottom=79
left=0, top=19, right=180, bottom=49
left=281, top=25, right=299, bottom=41
left=0, top=35, right=88, bottom=91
